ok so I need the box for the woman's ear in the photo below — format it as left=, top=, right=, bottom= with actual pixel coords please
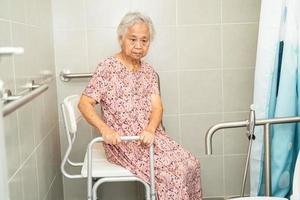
left=118, top=36, right=123, bottom=46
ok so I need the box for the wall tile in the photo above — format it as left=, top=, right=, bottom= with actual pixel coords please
left=25, top=0, right=39, bottom=26
left=162, top=115, right=180, bottom=143
left=49, top=127, right=61, bottom=179
left=43, top=80, right=59, bottom=132
left=177, top=26, right=221, bottom=69
left=63, top=178, right=86, bottom=200
left=145, top=27, right=177, bottom=71
left=8, top=170, right=24, bottom=200
left=158, top=71, right=178, bottom=115
left=178, top=0, right=221, bottom=25
left=12, top=25, right=44, bottom=93
left=224, top=155, right=250, bottom=196
left=69, top=119, right=92, bottom=162
left=223, top=24, right=259, bottom=68
left=180, top=70, right=222, bottom=113
left=17, top=104, right=35, bottom=162
left=86, top=0, right=130, bottom=28
left=87, top=28, right=120, bottom=70
left=200, top=156, right=224, bottom=197
left=181, top=113, right=223, bottom=157
left=131, top=0, right=176, bottom=26
left=4, top=113, right=21, bottom=177
left=56, top=80, right=87, bottom=105
left=0, top=21, right=14, bottom=91
left=38, top=0, right=53, bottom=30
left=36, top=29, right=55, bottom=74
left=223, top=68, right=254, bottom=112
left=52, top=0, right=85, bottom=29
left=10, top=0, right=26, bottom=23
left=0, top=0, right=11, bottom=20
left=36, top=132, right=57, bottom=199
left=11, top=23, right=29, bottom=92
left=49, top=173, right=64, bottom=200
left=21, top=154, right=39, bottom=200
left=32, top=95, right=47, bottom=146
left=54, top=30, right=89, bottom=74
left=223, top=0, right=261, bottom=23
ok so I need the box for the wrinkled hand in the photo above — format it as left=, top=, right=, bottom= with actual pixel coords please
left=139, top=130, right=155, bottom=147
left=100, top=127, right=121, bottom=145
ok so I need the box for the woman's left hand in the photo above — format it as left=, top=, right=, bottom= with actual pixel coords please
left=139, top=130, right=155, bottom=147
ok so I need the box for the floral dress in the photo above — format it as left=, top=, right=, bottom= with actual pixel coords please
left=83, top=56, right=202, bottom=200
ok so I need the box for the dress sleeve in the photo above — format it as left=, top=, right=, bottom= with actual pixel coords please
left=82, top=63, right=107, bottom=103
left=150, top=69, right=160, bottom=96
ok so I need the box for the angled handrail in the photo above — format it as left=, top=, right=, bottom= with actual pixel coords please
left=205, top=115, right=300, bottom=196
left=2, top=84, right=48, bottom=117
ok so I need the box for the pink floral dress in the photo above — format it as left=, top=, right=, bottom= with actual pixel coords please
left=83, top=56, right=202, bottom=200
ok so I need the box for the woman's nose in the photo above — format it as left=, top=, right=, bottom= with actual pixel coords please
left=135, top=41, right=142, bottom=48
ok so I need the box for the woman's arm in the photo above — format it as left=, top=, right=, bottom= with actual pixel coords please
left=146, top=94, right=163, bottom=133
left=140, top=94, right=163, bottom=146
left=78, top=95, right=121, bottom=145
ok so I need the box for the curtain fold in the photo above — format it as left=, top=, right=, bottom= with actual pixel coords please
left=252, top=0, right=300, bottom=197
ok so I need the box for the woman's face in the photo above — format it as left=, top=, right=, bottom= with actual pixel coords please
left=120, top=22, right=150, bottom=61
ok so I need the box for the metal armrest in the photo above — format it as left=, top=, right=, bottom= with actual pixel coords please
left=87, top=136, right=156, bottom=200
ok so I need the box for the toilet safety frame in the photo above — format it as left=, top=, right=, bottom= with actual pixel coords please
left=60, top=95, right=156, bottom=200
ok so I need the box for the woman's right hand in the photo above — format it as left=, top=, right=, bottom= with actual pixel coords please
left=100, top=127, right=121, bottom=145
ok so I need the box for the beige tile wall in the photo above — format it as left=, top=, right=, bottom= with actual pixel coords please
left=52, top=0, right=261, bottom=199
left=0, top=0, right=63, bottom=200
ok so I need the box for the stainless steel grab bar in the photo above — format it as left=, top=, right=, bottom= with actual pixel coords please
left=205, top=115, right=300, bottom=196
left=2, top=84, right=48, bottom=117
left=60, top=70, right=92, bottom=82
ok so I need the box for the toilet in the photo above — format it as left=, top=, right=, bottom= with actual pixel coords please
left=233, top=151, right=300, bottom=200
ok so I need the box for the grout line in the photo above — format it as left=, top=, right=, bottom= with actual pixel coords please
left=220, top=0, right=226, bottom=196
left=175, top=0, right=178, bottom=26
left=8, top=123, right=58, bottom=183
left=176, top=22, right=258, bottom=27
left=42, top=171, right=59, bottom=200
left=50, top=22, right=259, bottom=31
left=34, top=142, right=41, bottom=200
left=175, top=0, right=182, bottom=145
left=15, top=113, right=25, bottom=200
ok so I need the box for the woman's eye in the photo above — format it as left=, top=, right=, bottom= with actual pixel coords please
left=130, top=38, right=136, bottom=42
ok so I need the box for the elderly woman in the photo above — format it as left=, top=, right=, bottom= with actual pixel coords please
left=78, top=12, right=202, bottom=200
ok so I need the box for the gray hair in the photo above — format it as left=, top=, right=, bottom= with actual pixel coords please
left=117, top=12, right=155, bottom=43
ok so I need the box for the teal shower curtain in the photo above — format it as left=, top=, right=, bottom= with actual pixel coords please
left=252, top=0, right=300, bottom=197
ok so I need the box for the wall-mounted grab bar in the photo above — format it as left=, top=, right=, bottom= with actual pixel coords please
left=2, top=84, right=48, bottom=117
left=205, top=115, right=300, bottom=197
left=0, top=47, right=24, bottom=55
left=60, top=70, right=92, bottom=82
